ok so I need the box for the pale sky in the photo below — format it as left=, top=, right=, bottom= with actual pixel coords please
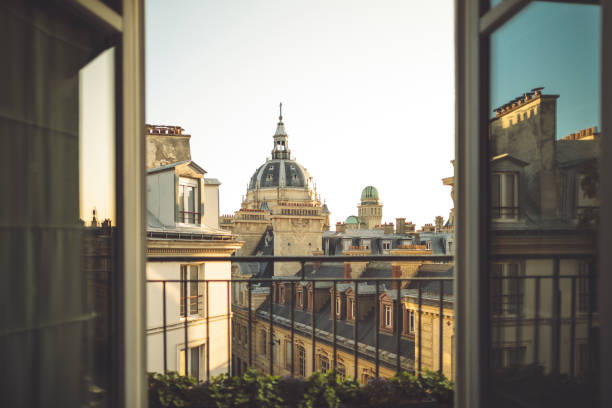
left=145, top=0, right=455, bottom=228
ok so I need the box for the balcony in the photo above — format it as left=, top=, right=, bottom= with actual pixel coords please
left=145, top=254, right=599, bottom=407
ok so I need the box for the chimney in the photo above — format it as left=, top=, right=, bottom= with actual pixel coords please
left=396, top=218, right=406, bottom=234
left=336, top=222, right=346, bottom=233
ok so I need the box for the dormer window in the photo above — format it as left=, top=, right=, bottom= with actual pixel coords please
left=384, top=305, right=393, bottom=328
left=297, top=287, right=304, bottom=309
left=348, top=298, right=355, bottom=321
left=335, top=296, right=342, bottom=317
left=491, top=173, right=518, bottom=220
left=179, top=177, right=199, bottom=224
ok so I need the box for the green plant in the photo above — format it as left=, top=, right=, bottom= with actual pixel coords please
left=147, top=369, right=454, bottom=408
left=148, top=372, right=196, bottom=408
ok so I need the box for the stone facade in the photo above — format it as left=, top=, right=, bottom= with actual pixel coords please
left=225, top=110, right=327, bottom=276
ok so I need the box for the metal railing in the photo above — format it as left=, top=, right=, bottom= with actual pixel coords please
left=146, top=255, right=453, bottom=382
left=145, top=254, right=598, bottom=384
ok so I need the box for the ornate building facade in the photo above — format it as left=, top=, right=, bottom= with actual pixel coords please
left=222, top=107, right=328, bottom=276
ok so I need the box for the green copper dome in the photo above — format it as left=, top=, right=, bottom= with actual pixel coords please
left=345, top=215, right=359, bottom=224
left=361, top=186, right=379, bottom=201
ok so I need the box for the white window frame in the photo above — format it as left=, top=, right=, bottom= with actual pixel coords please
left=178, top=343, right=205, bottom=382
left=178, top=177, right=200, bottom=224
left=319, top=354, right=330, bottom=372
left=384, top=305, right=393, bottom=328
left=180, top=264, right=204, bottom=318
left=409, top=310, right=415, bottom=333
left=382, top=240, right=391, bottom=251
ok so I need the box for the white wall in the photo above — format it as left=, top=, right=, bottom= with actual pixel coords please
left=203, top=183, right=220, bottom=229
left=146, top=260, right=232, bottom=380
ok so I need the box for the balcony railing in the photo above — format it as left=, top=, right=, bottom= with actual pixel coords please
left=146, top=254, right=598, bottom=388
left=146, top=255, right=453, bottom=382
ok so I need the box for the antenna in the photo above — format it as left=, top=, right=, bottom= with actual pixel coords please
left=279, top=102, right=283, bottom=121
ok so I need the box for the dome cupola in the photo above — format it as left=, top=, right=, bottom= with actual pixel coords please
left=360, top=186, right=379, bottom=202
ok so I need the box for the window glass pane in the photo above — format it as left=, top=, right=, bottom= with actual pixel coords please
left=1, top=2, right=118, bottom=405
left=488, top=3, right=600, bottom=406
left=191, top=347, right=200, bottom=381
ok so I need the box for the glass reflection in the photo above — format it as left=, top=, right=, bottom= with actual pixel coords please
left=489, top=3, right=600, bottom=407
left=0, top=1, right=117, bottom=406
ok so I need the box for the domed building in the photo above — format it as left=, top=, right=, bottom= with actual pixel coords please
left=357, top=185, right=383, bottom=229
left=227, top=106, right=329, bottom=276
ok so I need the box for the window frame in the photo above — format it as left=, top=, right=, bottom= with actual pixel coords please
left=178, top=177, right=200, bottom=224
left=490, top=172, right=519, bottom=221
left=456, top=1, right=612, bottom=407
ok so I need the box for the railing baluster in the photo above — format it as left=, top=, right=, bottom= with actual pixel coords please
left=248, top=280, right=252, bottom=367
left=375, top=280, right=380, bottom=378
left=396, top=282, right=401, bottom=374
left=333, top=280, right=337, bottom=372
left=183, top=275, right=189, bottom=377
left=206, top=280, right=210, bottom=382
left=269, top=281, right=274, bottom=375
left=587, top=261, right=595, bottom=375
left=551, top=258, right=561, bottom=374
left=227, top=280, right=231, bottom=377
left=552, top=258, right=561, bottom=375
left=311, top=280, right=316, bottom=375
left=534, top=277, right=541, bottom=364
left=354, top=280, right=359, bottom=380
left=418, top=284, right=422, bottom=375
left=570, top=276, right=576, bottom=377
left=163, top=281, right=167, bottom=374
left=439, top=279, right=443, bottom=374
left=290, top=281, right=295, bottom=377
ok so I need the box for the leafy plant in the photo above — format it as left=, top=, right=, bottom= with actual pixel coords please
left=147, top=369, right=454, bottom=408
left=148, top=372, right=196, bottom=408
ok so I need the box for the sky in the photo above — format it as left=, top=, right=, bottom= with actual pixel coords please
left=490, top=3, right=600, bottom=138
left=145, top=0, right=456, bottom=228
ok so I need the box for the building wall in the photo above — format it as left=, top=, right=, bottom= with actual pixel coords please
left=231, top=311, right=405, bottom=382
left=146, top=260, right=232, bottom=380
left=272, top=216, right=324, bottom=276
left=203, top=182, right=220, bottom=229
left=406, top=302, right=455, bottom=380
left=146, top=133, right=191, bottom=169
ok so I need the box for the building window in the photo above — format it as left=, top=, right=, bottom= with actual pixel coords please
left=578, top=262, right=593, bottom=313
left=319, top=355, right=330, bottom=372
left=491, top=173, right=518, bottom=220
left=285, top=341, right=293, bottom=369
left=179, top=177, right=199, bottom=224
left=348, top=298, right=355, bottom=320
left=490, top=263, right=523, bottom=315
left=279, top=285, right=285, bottom=304
left=179, top=344, right=205, bottom=382
left=382, top=241, right=391, bottom=251
left=336, top=363, right=346, bottom=379
left=409, top=310, right=415, bottom=333
left=384, top=305, right=393, bottom=328
left=180, top=265, right=203, bottom=317
left=426, top=241, right=432, bottom=250
left=297, top=345, right=306, bottom=377
left=342, top=239, right=351, bottom=251
left=260, top=330, right=267, bottom=356
left=335, top=296, right=342, bottom=317
left=297, top=289, right=303, bottom=308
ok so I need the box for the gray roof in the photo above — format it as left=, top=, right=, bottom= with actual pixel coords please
left=147, top=160, right=206, bottom=175
left=204, top=178, right=221, bottom=185
left=248, top=159, right=310, bottom=191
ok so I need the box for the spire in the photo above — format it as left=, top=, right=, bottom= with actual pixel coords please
left=272, top=102, right=290, bottom=159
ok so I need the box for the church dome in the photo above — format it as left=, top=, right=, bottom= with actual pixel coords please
left=345, top=215, right=359, bottom=224
left=361, top=186, right=379, bottom=201
left=248, top=159, right=310, bottom=191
